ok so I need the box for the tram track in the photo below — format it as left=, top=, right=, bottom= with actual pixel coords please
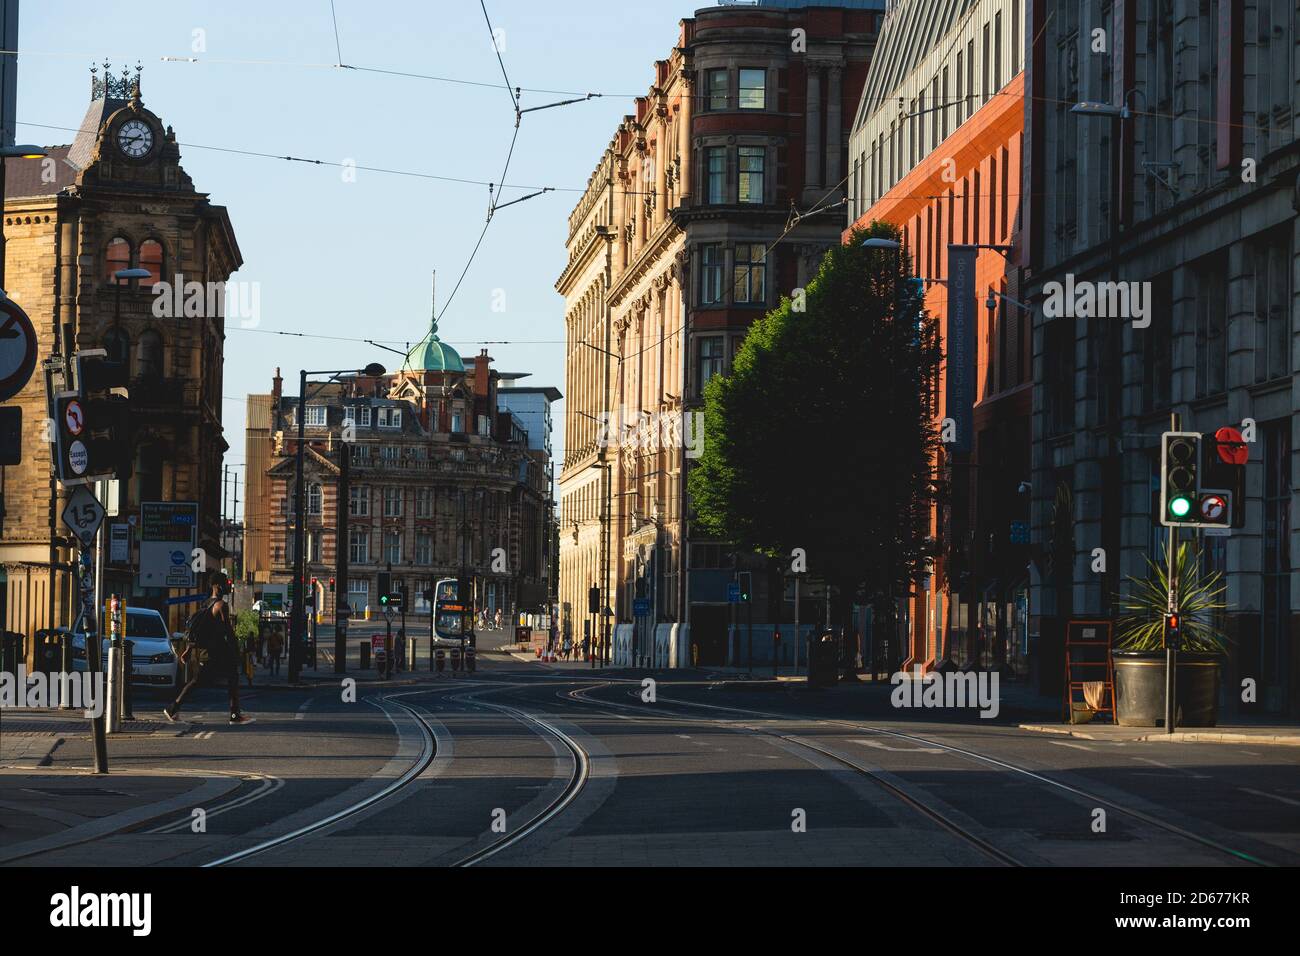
left=203, top=680, right=589, bottom=867
left=565, top=680, right=1277, bottom=867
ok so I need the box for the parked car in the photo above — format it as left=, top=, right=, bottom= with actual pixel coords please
left=70, top=606, right=180, bottom=691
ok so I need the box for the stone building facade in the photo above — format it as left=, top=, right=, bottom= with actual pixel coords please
left=1, top=65, right=240, bottom=643
left=248, top=321, right=557, bottom=623
left=558, top=1, right=881, bottom=665
left=1022, top=0, right=1299, bottom=714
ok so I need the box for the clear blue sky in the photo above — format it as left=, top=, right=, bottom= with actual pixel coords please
left=16, top=0, right=704, bottom=518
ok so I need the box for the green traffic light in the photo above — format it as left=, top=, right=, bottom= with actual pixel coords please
left=1169, top=496, right=1192, bottom=518
left=380, top=594, right=389, bottom=605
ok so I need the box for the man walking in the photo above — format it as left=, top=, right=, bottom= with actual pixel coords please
left=164, top=583, right=246, bottom=723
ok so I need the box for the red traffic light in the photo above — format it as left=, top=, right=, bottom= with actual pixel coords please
left=1165, top=613, right=1180, bottom=632
left=1214, top=426, right=1248, bottom=465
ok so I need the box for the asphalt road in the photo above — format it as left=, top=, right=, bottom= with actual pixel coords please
left=4, top=645, right=1298, bottom=867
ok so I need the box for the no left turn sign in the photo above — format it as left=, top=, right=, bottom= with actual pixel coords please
left=64, top=399, right=85, bottom=436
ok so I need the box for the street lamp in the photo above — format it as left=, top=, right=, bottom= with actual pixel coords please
left=861, top=237, right=901, bottom=250
left=1070, top=100, right=1131, bottom=120
left=985, top=288, right=1034, bottom=313
left=291, top=363, right=386, bottom=682
left=113, top=267, right=154, bottom=326
left=587, top=457, right=612, bottom=666
left=577, top=339, right=622, bottom=668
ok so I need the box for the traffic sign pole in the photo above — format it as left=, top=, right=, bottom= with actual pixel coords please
left=1166, top=412, right=1180, bottom=736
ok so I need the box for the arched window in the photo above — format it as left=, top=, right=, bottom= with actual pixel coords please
left=136, top=329, right=163, bottom=380
left=138, top=239, right=164, bottom=288
left=103, top=327, right=130, bottom=367
left=105, top=237, right=131, bottom=282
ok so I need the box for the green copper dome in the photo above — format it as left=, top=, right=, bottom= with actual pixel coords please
left=404, top=315, right=464, bottom=373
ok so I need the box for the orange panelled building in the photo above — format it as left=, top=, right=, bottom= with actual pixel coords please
left=845, top=1, right=1032, bottom=677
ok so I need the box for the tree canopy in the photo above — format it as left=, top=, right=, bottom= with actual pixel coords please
left=689, top=223, right=943, bottom=616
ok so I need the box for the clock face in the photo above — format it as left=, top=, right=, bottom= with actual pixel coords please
left=117, top=118, right=154, bottom=159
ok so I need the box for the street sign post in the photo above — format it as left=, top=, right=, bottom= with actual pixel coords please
left=61, top=485, right=105, bottom=549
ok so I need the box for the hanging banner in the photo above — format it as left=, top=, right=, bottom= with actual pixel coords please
left=946, top=246, right=978, bottom=453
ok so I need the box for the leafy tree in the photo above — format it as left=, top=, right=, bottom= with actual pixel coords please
left=689, top=223, right=942, bottom=670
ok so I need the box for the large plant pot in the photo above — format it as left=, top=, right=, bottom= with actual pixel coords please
left=1113, top=650, right=1221, bottom=727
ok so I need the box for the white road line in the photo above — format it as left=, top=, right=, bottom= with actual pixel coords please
left=1239, top=787, right=1300, bottom=808
left=1048, top=740, right=1095, bottom=752
left=851, top=738, right=945, bottom=754
left=1133, top=756, right=1172, bottom=769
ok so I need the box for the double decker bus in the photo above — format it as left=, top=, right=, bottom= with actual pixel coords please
left=433, top=577, right=475, bottom=646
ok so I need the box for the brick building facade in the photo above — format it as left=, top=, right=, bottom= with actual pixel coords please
left=247, top=322, right=558, bottom=624
left=846, top=0, right=1029, bottom=675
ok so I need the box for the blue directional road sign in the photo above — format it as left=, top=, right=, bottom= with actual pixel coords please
left=633, top=598, right=650, bottom=616
left=727, top=583, right=740, bottom=603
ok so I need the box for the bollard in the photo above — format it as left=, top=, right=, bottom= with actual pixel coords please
left=360, top=641, right=370, bottom=670
left=466, top=647, right=476, bottom=673
left=122, top=639, right=135, bottom=720
left=435, top=648, right=445, bottom=674
left=106, top=646, right=121, bottom=734
left=450, top=647, right=461, bottom=673
left=59, top=634, right=74, bottom=710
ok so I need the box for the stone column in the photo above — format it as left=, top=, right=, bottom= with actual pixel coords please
left=804, top=66, right=822, bottom=200
left=678, top=70, right=693, bottom=206
left=826, top=65, right=843, bottom=190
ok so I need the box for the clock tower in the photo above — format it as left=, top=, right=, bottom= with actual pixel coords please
left=0, top=63, right=243, bottom=644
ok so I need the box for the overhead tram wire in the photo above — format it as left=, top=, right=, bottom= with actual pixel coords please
left=6, top=5, right=1269, bottom=137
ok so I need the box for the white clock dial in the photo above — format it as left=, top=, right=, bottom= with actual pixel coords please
left=117, top=119, right=153, bottom=159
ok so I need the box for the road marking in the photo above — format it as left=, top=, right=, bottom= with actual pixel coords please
left=1048, top=740, right=1094, bottom=752
left=1238, top=787, right=1300, bottom=808
left=1133, top=756, right=1172, bottom=769
left=850, top=738, right=944, bottom=754
left=676, top=734, right=691, bottom=739
left=1132, top=755, right=1210, bottom=779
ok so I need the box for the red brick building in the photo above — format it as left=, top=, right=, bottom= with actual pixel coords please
left=845, top=0, right=1030, bottom=675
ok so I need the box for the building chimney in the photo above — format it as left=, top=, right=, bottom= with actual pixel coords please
left=475, top=349, right=491, bottom=398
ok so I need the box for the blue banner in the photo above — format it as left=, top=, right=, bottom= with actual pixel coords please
left=946, top=246, right=978, bottom=453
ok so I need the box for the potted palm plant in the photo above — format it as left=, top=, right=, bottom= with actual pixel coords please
left=1113, top=542, right=1229, bottom=727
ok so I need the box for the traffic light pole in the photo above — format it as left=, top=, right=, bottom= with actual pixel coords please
left=1166, top=411, right=1180, bottom=736
left=334, top=435, right=349, bottom=674
left=289, top=370, right=308, bottom=683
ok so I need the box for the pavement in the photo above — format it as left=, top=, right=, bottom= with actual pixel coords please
left=1018, top=722, right=1300, bottom=747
